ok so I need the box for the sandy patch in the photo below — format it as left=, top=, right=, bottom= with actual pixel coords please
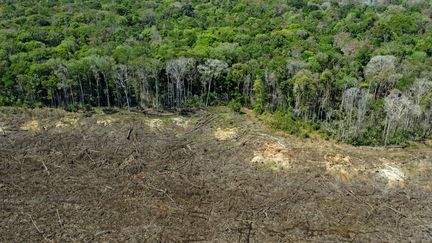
left=251, top=142, right=291, bottom=170
left=171, top=117, right=189, bottom=129
left=96, top=117, right=118, bottom=126
left=214, top=127, right=238, bottom=140
left=20, top=120, right=41, bottom=132
left=145, top=119, right=163, bottom=130
left=55, top=117, right=79, bottom=128
left=324, top=154, right=353, bottom=183
left=378, top=163, right=405, bottom=187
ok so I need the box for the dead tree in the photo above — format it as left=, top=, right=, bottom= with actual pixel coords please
left=409, top=78, right=432, bottom=106
left=166, top=57, right=195, bottom=108
left=198, top=59, right=228, bottom=106
left=383, top=90, right=420, bottom=146
left=365, top=55, right=401, bottom=99
left=115, top=64, right=131, bottom=111
left=339, top=87, right=369, bottom=140
left=133, top=59, right=161, bottom=109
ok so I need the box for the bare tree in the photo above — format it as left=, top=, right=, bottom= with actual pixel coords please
left=115, top=64, right=131, bottom=111
left=365, top=55, right=401, bottom=99
left=133, top=59, right=161, bottom=109
left=166, top=57, right=195, bottom=108
left=409, top=78, right=432, bottom=106
left=339, top=87, right=369, bottom=139
left=383, top=90, right=420, bottom=146
left=286, top=60, right=309, bottom=78
left=151, top=25, right=162, bottom=43
left=198, top=59, right=228, bottom=106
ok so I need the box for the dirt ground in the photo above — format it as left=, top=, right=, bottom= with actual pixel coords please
left=1, top=107, right=432, bottom=242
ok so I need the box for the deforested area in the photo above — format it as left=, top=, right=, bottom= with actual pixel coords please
left=1, top=107, right=431, bottom=241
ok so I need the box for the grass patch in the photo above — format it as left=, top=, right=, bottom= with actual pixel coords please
left=262, top=111, right=330, bottom=139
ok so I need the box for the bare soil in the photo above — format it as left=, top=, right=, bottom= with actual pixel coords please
left=1, top=107, right=431, bottom=242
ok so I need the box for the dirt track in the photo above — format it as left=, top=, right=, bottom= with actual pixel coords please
left=1, top=107, right=432, bottom=242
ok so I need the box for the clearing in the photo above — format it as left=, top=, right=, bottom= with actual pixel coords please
left=1, top=107, right=431, bottom=242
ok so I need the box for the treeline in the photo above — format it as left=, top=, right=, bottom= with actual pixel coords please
left=1, top=0, right=432, bottom=145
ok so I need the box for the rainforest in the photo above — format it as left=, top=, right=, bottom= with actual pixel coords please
left=1, top=1, right=432, bottom=143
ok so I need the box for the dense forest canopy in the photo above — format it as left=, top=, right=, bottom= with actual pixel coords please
left=0, top=0, right=432, bottom=145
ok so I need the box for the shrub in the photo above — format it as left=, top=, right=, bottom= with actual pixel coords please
left=268, top=111, right=301, bottom=135
left=64, top=104, right=80, bottom=112
left=228, top=99, right=242, bottom=113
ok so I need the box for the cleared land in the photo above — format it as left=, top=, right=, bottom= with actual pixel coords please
left=1, top=107, right=431, bottom=242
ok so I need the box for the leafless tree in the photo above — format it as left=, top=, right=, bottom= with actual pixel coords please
left=166, top=57, right=195, bottom=107
left=383, top=90, right=420, bottom=146
left=198, top=59, right=228, bottom=106
left=339, top=87, right=369, bottom=139
left=286, top=60, right=309, bottom=78
left=151, top=25, right=162, bottom=43
left=409, top=78, right=432, bottom=106
left=365, top=55, right=401, bottom=98
left=133, top=59, right=161, bottom=109
left=115, top=64, right=131, bottom=111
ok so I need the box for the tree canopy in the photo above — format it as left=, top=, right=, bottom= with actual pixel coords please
left=1, top=0, right=432, bottom=145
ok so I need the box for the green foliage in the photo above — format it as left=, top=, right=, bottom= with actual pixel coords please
left=64, top=104, right=80, bottom=113
left=228, top=99, right=242, bottom=113
left=253, top=78, right=264, bottom=114
left=266, top=111, right=322, bottom=138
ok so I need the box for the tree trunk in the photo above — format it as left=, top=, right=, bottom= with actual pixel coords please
left=155, top=79, right=160, bottom=111
left=95, top=75, right=101, bottom=107
left=206, top=78, right=212, bottom=107
left=70, top=87, right=75, bottom=104
left=102, top=73, right=111, bottom=107
left=123, top=87, right=130, bottom=112
left=78, top=77, right=85, bottom=104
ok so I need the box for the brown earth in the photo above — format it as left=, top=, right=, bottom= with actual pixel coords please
left=0, top=107, right=431, bottom=242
